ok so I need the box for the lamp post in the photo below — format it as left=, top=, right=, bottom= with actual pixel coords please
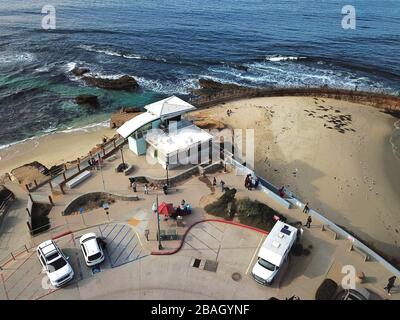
left=99, top=153, right=105, bottom=191
left=166, top=160, right=169, bottom=187
left=152, top=195, right=163, bottom=250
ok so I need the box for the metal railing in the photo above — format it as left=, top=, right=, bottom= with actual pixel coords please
left=0, top=245, right=30, bottom=271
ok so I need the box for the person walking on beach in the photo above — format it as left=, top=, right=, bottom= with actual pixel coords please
left=305, top=216, right=312, bottom=228
left=144, top=184, right=149, bottom=195
left=384, top=276, right=396, bottom=296
left=303, top=202, right=310, bottom=214
left=132, top=181, right=137, bottom=193
left=220, top=180, right=226, bottom=192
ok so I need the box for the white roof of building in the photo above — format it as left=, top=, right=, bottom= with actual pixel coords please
left=258, top=221, right=297, bottom=266
left=144, top=96, right=196, bottom=119
left=145, top=124, right=212, bottom=155
left=117, top=112, right=159, bottom=139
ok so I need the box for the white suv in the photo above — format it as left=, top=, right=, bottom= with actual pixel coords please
left=79, top=233, right=105, bottom=266
left=37, top=240, right=74, bottom=288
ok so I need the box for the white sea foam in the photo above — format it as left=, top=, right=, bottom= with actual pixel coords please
left=135, top=76, right=197, bottom=95
left=35, top=66, right=50, bottom=73
left=0, top=52, right=35, bottom=65
left=265, top=55, right=307, bottom=62
left=77, top=44, right=166, bottom=62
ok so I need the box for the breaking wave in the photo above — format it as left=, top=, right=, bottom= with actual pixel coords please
left=77, top=45, right=167, bottom=62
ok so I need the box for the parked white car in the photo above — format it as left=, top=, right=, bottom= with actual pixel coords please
left=79, top=233, right=105, bottom=267
left=37, top=240, right=74, bottom=288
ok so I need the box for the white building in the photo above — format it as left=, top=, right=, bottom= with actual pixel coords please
left=117, top=96, right=214, bottom=169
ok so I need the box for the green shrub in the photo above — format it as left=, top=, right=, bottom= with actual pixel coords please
left=315, top=279, right=338, bottom=300
left=236, top=197, right=283, bottom=231
left=204, top=187, right=237, bottom=217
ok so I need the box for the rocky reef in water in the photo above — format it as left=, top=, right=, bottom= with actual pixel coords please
left=70, top=67, right=140, bottom=91
left=75, top=94, right=99, bottom=107
left=193, top=78, right=250, bottom=96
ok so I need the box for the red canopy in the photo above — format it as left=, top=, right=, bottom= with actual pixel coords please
left=157, top=202, right=175, bottom=216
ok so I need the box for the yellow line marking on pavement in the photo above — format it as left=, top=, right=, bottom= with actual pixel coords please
left=133, top=229, right=144, bottom=251
left=128, top=218, right=140, bottom=227
left=245, top=234, right=265, bottom=275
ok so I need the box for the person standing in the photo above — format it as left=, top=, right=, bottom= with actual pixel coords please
left=279, top=186, right=285, bottom=198
left=245, top=174, right=251, bottom=190
left=144, top=184, right=149, bottom=195
left=163, top=184, right=168, bottom=195
left=384, top=276, right=396, bottom=296
left=305, top=216, right=312, bottom=228
left=212, top=177, right=217, bottom=186
left=303, top=202, right=310, bottom=214
left=220, top=180, right=226, bottom=192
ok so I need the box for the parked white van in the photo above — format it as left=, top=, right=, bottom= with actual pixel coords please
left=252, top=220, right=298, bottom=285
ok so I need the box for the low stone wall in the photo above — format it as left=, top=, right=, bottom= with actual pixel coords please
left=191, top=87, right=400, bottom=115
left=201, top=161, right=224, bottom=174
left=132, top=165, right=201, bottom=187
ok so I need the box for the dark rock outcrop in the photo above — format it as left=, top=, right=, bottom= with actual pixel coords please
left=71, top=67, right=90, bottom=77
left=193, top=78, right=249, bottom=96
left=75, top=94, right=99, bottom=106
left=83, top=75, right=139, bottom=91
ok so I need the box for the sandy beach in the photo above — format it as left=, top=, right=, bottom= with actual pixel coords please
left=0, top=125, right=115, bottom=175
left=191, top=96, right=400, bottom=259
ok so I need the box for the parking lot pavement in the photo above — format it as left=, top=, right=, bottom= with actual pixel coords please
left=97, top=223, right=148, bottom=268
left=181, top=221, right=226, bottom=260
left=0, top=234, right=80, bottom=300
left=1, top=221, right=310, bottom=300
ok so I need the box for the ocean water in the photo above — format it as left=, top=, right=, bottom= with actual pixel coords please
left=0, top=0, right=399, bottom=148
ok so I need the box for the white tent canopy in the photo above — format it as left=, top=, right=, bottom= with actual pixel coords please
left=117, top=112, right=159, bottom=139
left=144, top=95, right=196, bottom=120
